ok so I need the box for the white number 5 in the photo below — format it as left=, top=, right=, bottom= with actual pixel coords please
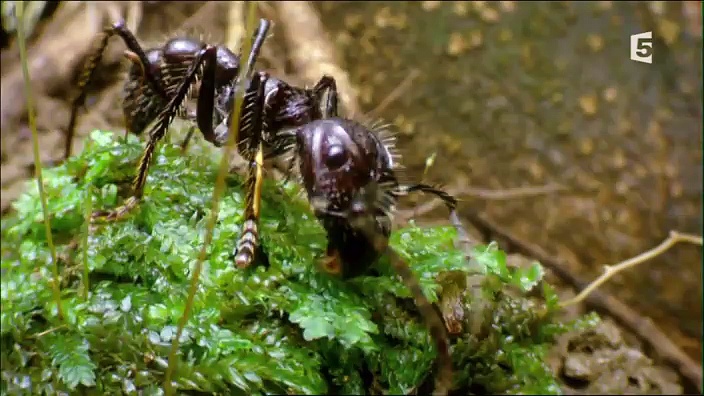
left=630, top=31, right=653, bottom=64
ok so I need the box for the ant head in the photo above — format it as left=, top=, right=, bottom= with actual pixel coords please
left=295, top=118, right=388, bottom=215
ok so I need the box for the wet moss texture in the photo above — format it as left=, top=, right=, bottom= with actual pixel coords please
left=2, top=131, right=594, bottom=394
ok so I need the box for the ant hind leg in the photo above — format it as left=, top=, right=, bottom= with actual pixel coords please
left=233, top=72, right=270, bottom=268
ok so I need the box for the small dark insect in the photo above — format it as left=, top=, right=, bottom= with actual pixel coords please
left=291, top=117, right=461, bottom=394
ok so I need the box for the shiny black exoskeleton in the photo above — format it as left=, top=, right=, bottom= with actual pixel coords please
left=120, top=37, right=240, bottom=137
left=72, top=19, right=456, bottom=394
left=293, top=117, right=457, bottom=395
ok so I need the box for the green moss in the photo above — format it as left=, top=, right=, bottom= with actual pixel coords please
left=1, top=131, right=597, bottom=394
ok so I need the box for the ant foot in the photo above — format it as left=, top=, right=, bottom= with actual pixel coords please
left=90, top=196, right=140, bottom=223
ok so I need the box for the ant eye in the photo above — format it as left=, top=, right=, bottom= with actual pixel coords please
left=325, top=144, right=348, bottom=170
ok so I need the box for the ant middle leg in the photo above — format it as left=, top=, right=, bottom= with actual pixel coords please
left=398, top=182, right=473, bottom=249
left=194, top=18, right=272, bottom=148
left=65, top=20, right=168, bottom=160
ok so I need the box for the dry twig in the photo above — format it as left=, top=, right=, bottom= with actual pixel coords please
left=365, top=69, right=421, bottom=119
left=177, top=1, right=218, bottom=33
left=561, top=231, right=703, bottom=308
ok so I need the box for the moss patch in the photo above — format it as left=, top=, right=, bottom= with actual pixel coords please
left=2, top=130, right=596, bottom=394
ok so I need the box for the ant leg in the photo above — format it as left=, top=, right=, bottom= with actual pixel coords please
left=398, top=183, right=473, bottom=252
left=195, top=31, right=224, bottom=146
left=234, top=72, right=270, bottom=268
left=312, top=75, right=338, bottom=117
left=244, top=19, right=271, bottom=77
left=196, top=18, right=271, bottom=147
left=402, top=183, right=458, bottom=211
left=91, top=45, right=217, bottom=223
left=179, top=125, right=197, bottom=154
left=65, top=20, right=167, bottom=160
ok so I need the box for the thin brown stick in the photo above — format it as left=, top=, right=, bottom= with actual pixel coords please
left=561, top=231, right=703, bottom=308
left=365, top=69, right=421, bottom=119
left=462, top=211, right=703, bottom=393
left=177, top=1, right=218, bottom=32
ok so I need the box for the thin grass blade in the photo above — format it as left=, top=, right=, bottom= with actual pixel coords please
left=163, top=1, right=260, bottom=393
left=15, top=0, right=64, bottom=320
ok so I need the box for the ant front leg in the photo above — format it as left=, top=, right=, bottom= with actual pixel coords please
left=91, top=45, right=217, bottom=223
left=401, top=183, right=458, bottom=211
left=233, top=72, right=270, bottom=268
left=65, top=20, right=167, bottom=160
left=399, top=182, right=473, bottom=250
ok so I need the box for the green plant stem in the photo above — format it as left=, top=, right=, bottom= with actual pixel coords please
left=81, top=186, right=93, bottom=301
left=163, top=2, right=259, bottom=393
left=15, top=0, right=63, bottom=320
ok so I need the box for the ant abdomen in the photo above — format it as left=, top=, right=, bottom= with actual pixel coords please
left=160, top=38, right=240, bottom=85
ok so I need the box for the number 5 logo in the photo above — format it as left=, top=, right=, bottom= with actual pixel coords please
left=630, top=31, right=653, bottom=64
